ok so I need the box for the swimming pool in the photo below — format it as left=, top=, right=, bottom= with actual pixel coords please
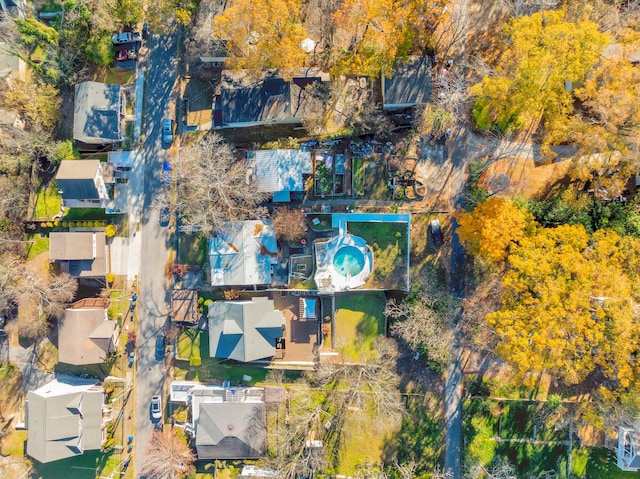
left=333, top=246, right=365, bottom=276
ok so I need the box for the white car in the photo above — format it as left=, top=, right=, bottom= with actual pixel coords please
left=162, top=118, right=173, bottom=145
left=151, top=395, right=162, bottom=420
left=112, top=32, right=142, bottom=44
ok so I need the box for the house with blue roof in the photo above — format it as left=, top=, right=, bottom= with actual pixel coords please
left=207, top=298, right=285, bottom=362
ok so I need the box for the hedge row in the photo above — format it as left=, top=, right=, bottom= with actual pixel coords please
left=38, top=220, right=110, bottom=228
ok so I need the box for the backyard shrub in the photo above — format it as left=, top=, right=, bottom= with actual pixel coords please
left=198, top=296, right=204, bottom=305
left=53, top=140, right=79, bottom=164
left=61, top=221, right=69, bottom=227
left=105, top=224, right=117, bottom=237
left=40, top=222, right=47, bottom=228
left=107, top=272, right=115, bottom=284
left=190, top=356, right=201, bottom=367
left=82, top=221, right=90, bottom=227
left=53, top=220, right=60, bottom=227
left=224, top=289, right=240, bottom=300
left=46, top=222, right=53, bottom=227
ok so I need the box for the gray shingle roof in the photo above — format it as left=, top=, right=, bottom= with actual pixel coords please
left=55, top=160, right=101, bottom=201
left=26, top=377, right=104, bottom=463
left=218, top=69, right=329, bottom=127
left=248, top=149, right=311, bottom=195
left=58, top=307, right=118, bottom=365
left=195, top=402, right=266, bottom=459
left=383, top=57, right=433, bottom=109
left=208, top=298, right=285, bottom=362
left=73, top=82, right=122, bottom=145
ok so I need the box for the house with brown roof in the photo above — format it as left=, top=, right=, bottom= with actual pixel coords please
left=49, top=231, right=107, bottom=281
left=55, top=160, right=113, bottom=208
left=171, top=290, right=201, bottom=325
left=58, top=300, right=118, bottom=365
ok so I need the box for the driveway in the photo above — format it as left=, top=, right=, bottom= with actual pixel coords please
left=134, top=31, right=179, bottom=476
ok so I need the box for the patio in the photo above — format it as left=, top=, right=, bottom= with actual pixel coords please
left=272, top=293, right=319, bottom=364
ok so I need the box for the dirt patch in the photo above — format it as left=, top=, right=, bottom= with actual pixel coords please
left=55, top=87, right=74, bottom=141
left=479, top=157, right=572, bottom=199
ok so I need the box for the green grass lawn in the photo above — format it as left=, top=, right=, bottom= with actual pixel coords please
left=178, top=327, right=202, bottom=359
left=33, top=450, right=115, bottom=479
left=178, top=233, right=207, bottom=266
left=334, top=291, right=386, bottom=361
left=26, top=234, right=50, bottom=261
left=33, top=183, right=62, bottom=219
left=175, top=329, right=270, bottom=384
left=62, top=208, right=106, bottom=220
left=459, top=398, right=629, bottom=478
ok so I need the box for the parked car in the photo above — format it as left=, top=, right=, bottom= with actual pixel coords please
left=161, top=162, right=172, bottom=184
left=430, top=219, right=444, bottom=247
left=162, top=118, right=173, bottom=144
left=159, top=207, right=170, bottom=226
left=150, top=395, right=162, bottom=420
left=115, top=49, right=138, bottom=61
left=155, top=335, right=165, bottom=361
left=112, top=32, right=142, bottom=44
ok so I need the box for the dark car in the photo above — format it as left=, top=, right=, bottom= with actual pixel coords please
left=155, top=335, right=165, bottom=361
left=159, top=207, right=170, bottom=226
left=430, top=219, right=444, bottom=247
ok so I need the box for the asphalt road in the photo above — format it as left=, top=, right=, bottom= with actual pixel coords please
left=134, top=31, right=179, bottom=477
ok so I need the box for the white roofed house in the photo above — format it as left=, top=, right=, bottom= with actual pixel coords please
left=208, top=220, right=278, bottom=287
left=246, top=149, right=312, bottom=202
left=26, top=377, right=107, bottom=463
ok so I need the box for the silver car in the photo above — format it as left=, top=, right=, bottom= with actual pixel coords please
left=151, top=395, right=162, bottom=420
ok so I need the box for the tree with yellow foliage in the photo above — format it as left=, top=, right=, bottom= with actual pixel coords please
left=332, top=0, right=418, bottom=77
left=471, top=10, right=610, bottom=150
left=213, top=0, right=308, bottom=72
left=487, top=225, right=640, bottom=391
left=456, top=196, right=533, bottom=264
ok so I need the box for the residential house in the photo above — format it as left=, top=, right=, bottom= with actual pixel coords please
left=382, top=57, right=432, bottom=110
left=49, top=231, right=107, bottom=280
left=73, top=81, right=125, bottom=150
left=213, top=68, right=329, bottom=128
left=208, top=220, right=278, bottom=287
left=0, top=0, right=26, bottom=23
left=55, top=159, right=113, bottom=208
left=0, top=42, right=27, bottom=82
left=208, top=298, right=285, bottom=362
left=246, top=149, right=311, bottom=202
left=58, top=298, right=118, bottom=365
left=171, top=289, right=201, bottom=325
left=171, top=382, right=266, bottom=460
left=618, top=424, right=640, bottom=471
left=26, top=377, right=106, bottom=463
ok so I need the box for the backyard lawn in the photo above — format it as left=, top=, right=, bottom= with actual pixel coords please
left=178, top=233, right=207, bottom=266
left=460, top=398, right=638, bottom=478
left=33, top=183, right=61, bottom=219
left=26, top=235, right=50, bottom=261
left=175, top=329, right=269, bottom=385
left=33, top=450, right=116, bottom=479
left=334, top=292, right=386, bottom=361
left=347, top=221, right=409, bottom=290
left=62, top=208, right=106, bottom=220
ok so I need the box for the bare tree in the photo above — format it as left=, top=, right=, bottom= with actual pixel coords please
left=464, top=457, right=518, bottom=479
left=271, top=385, right=329, bottom=479
left=17, top=270, right=77, bottom=319
left=0, top=254, right=19, bottom=315
left=175, top=133, right=268, bottom=232
left=141, top=428, right=196, bottom=479
left=272, top=208, right=307, bottom=243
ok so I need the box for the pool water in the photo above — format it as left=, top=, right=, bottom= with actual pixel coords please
left=333, top=246, right=365, bottom=276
